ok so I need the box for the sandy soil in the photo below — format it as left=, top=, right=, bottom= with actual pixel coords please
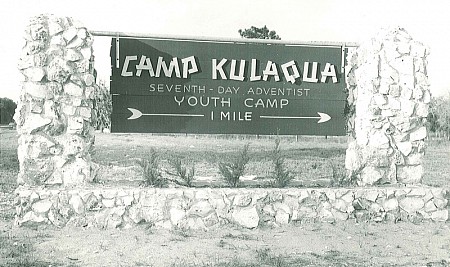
left=1, top=216, right=450, bottom=266
left=1, top=130, right=450, bottom=266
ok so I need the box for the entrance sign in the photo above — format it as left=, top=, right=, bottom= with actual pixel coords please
left=110, top=37, right=347, bottom=135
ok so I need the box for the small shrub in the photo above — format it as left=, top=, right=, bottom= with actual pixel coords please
left=219, top=143, right=250, bottom=187
left=269, top=138, right=294, bottom=188
left=330, top=161, right=356, bottom=187
left=138, top=149, right=167, bottom=187
left=256, top=248, right=288, bottom=267
left=92, top=80, right=112, bottom=131
left=170, top=158, right=195, bottom=187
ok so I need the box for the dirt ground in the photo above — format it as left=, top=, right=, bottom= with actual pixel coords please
left=1, top=129, right=450, bottom=266
left=0, top=218, right=449, bottom=266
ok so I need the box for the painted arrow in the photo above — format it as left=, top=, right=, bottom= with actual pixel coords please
left=259, top=112, right=332, bottom=124
left=127, top=108, right=204, bottom=120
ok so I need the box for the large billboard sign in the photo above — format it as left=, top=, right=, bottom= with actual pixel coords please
left=110, top=37, right=347, bottom=135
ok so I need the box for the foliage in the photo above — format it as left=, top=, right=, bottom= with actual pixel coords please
left=330, top=161, right=357, bottom=187
left=219, top=143, right=250, bottom=187
left=428, top=95, right=450, bottom=140
left=238, top=25, right=281, bottom=40
left=138, top=149, right=167, bottom=187
left=268, top=138, right=294, bottom=188
left=256, top=248, right=288, bottom=267
left=0, top=230, right=59, bottom=267
left=92, top=80, right=112, bottom=131
left=0, top=97, right=17, bottom=125
left=170, top=158, right=195, bottom=187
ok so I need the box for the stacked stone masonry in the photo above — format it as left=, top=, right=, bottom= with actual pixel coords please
left=15, top=14, right=98, bottom=186
left=15, top=187, right=450, bottom=229
left=345, top=27, right=431, bottom=185
left=14, top=17, right=445, bottom=230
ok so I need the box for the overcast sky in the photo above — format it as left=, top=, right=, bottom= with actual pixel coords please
left=1, top=0, right=449, bottom=101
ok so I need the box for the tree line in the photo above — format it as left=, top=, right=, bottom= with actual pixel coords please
left=428, top=94, right=450, bottom=140
left=0, top=97, right=16, bottom=125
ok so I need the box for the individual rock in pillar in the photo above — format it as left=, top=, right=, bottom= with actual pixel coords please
left=62, top=135, right=87, bottom=157
left=20, top=158, right=56, bottom=186
left=19, top=113, right=52, bottom=135
left=363, top=148, right=391, bottom=168
left=388, top=84, right=401, bottom=97
left=67, top=116, right=88, bottom=135
left=46, top=57, right=74, bottom=83
left=64, top=82, right=84, bottom=97
left=421, top=90, right=431, bottom=104
left=44, top=118, right=66, bottom=137
left=42, top=100, right=57, bottom=119
left=395, top=141, right=413, bottom=157
left=368, top=130, right=390, bottom=149
left=26, top=15, right=49, bottom=41
left=48, top=17, right=64, bottom=36
left=23, top=134, right=62, bottom=159
left=389, top=117, right=418, bottom=133
left=390, top=56, right=414, bottom=77
left=45, top=169, right=64, bottom=185
left=65, top=48, right=83, bottom=62
left=23, top=39, right=47, bottom=55
left=412, top=88, right=424, bottom=100
left=415, top=103, right=429, bottom=118
left=345, top=141, right=363, bottom=171
left=22, top=67, right=46, bottom=82
left=47, top=45, right=65, bottom=61
left=77, top=107, right=92, bottom=120
left=397, top=165, right=423, bottom=184
left=359, top=166, right=385, bottom=186
left=65, top=27, right=93, bottom=49
left=404, top=152, right=423, bottom=165
left=61, top=157, right=93, bottom=185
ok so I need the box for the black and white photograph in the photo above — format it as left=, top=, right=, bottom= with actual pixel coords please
left=0, top=1, right=449, bottom=266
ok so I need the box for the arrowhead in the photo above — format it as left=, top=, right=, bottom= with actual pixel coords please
left=317, top=112, right=331, bottom=123
left=127, top=108, right=142, bottom=120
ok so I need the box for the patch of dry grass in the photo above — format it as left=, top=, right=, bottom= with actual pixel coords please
left=91, top=133, right=347, bottom=186
left=1, top=129, right=449, bottom=188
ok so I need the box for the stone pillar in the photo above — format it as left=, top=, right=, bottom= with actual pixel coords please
left=15, top=14, right=97, bottom=187
left=345, top=27, right=430, bottom=186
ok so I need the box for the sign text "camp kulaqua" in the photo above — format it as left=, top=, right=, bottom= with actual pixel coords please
left=120, top=56, right=338, bottom=84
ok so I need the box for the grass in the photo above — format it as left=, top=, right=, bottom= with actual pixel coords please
left=1, top=129, right=450, bottom=188
left=0, top=230, right=77, bottom=267
left=91, top=133, right=450, bottom=188
left=169, top=157, right=196, bottom=187
left=1, top=129, right=450, bottom=266
left=169, top=247, right=370, bottom=267
left=424, top=138, right=450, bottom=187
left=267, top=138, right=294, bottom=188
left=92, top=134, right=347, bottom=187
left=218, top=143, right=250, bottom=187
left=137, top=148, right=167, bottom=187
